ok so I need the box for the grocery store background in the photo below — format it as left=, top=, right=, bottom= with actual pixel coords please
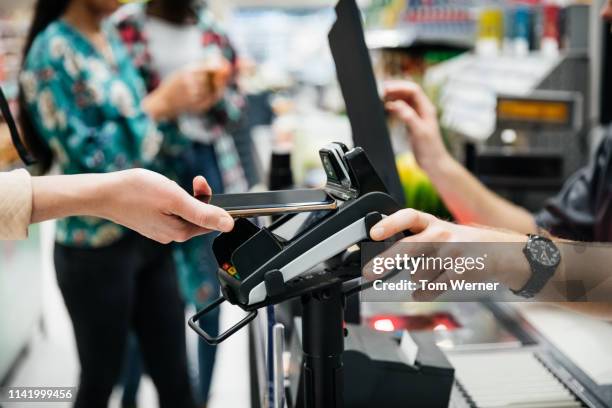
left=2, top=1, right=612, bottom=408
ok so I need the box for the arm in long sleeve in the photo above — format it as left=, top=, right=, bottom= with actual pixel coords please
left=0, top=169, right=33, bottom=240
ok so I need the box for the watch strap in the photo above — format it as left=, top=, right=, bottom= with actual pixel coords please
left=512, top=235, right=559, bottom=298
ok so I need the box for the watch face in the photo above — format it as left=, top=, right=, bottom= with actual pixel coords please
left=527, top=238, right=561, bottom=267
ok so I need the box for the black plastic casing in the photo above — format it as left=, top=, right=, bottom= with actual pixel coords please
left=213, top=191, right=400, bottom=309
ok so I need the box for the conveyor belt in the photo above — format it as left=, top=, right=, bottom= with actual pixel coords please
left=448, top=349, right=585, bottom=408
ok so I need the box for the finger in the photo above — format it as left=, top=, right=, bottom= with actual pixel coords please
left=213, top=89, right=224, bottom=102
left=370, top=208, right=433, bottom=241
left=189, top=65, right=210, bottom=79
left=412, top=263, right=444, bottom=285
left=188, top=87, right=203, bottom=104
left=158, top=216, right=213, bottom=243
left=384, top=81, right=436, bottom=119
left=172, top=191, right=234, bottom=232
left=389, top=225, right=463, bottom=282
left=192, top=83, right=209, bottom=99
left=193, top=175, right=212, bottom=197
left=386, top=100, right=423, bottom=137
left=186, top=72, right=207, bottom=88
left=193, top=88, right=206, bottom=100
left=199, top=96, right=216, bottom=111
left=362, top=235, right=435, bottom=281
left=397, top=235, right=441, bottom=283
left=156, top=216, right=192, bottom=243
left=384, top=80, right=420, bottom=101
left=413, top=271, right=452, bottom=302
left=171, top=220, right=213, bottom=242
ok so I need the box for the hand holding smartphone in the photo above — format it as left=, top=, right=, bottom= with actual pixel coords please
left=197, top=189, right=337, bottom=218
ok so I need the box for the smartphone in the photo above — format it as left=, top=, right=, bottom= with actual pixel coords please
left=197, top=189, right=337, bottom=218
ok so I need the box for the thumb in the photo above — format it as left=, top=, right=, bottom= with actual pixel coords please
left=193, top=175, right=212, bottom=197
left=174, top=192, right=234, bottom=232
left=370, top=208, right=433, bottom=241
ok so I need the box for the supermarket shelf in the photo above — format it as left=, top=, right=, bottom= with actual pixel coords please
left=218, top=0, right=337, bottom=8
left=365, top=27, right=474, bottom=49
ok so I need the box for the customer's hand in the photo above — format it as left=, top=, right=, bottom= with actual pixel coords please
left=99, top=169, right=234, bottom=243
left=384, top=81, right=450, bottom=172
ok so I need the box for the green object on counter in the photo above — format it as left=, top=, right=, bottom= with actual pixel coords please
left=396, top=152, right=451, bottom=219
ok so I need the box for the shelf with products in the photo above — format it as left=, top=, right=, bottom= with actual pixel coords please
left=0, top=10, right=29, bottom=87
left=363, top=1, right=480, bottom=142
left=0, top=9, right=30, bottom=171
left=363, top=0, right=478, bottom=50
left=362, top=0, right=584, bottom=55
left=364, top=0, right=588, bottom=149
left=218, top=0, right=337, bottom=8
left=365, top=26, right=474, bottom=49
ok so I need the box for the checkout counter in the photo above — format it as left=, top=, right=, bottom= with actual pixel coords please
left=249, top=296, right=612, bottom=408
left=360, top=301, right=612, bottom=408
left=246, top=299, right=612, bottom=407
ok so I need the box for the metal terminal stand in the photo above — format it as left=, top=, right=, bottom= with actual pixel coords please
left=301, top=283, right=345, bottom=408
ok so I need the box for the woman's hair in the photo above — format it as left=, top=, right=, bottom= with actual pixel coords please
left=18, top=0, right=71, bottom=173
left=151, top=0, right=198, bottom=24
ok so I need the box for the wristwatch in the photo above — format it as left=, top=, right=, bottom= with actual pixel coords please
left=512, top=234, right=561, bottom=298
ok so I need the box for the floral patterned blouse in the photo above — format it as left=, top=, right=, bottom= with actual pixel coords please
left=20, top=20, right=170, bottom=247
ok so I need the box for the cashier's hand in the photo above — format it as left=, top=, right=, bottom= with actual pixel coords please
left=384, top=81, right=450, bottom=172
left=368, top=209, right=528, bottom=300
left=100, top=169, right=234, bottom=244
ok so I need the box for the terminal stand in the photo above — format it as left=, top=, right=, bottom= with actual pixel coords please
left=301, top=283, right=345, bottom=408
left=188, top=142, right=404, bottom=408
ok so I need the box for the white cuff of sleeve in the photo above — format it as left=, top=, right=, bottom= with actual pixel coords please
left=0, top=169, right=33, bottom=240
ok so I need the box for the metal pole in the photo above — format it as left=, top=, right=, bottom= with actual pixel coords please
left=301, top=283, right=344, bottom=408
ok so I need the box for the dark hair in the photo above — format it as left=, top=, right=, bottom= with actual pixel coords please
left=149, top=0, right=198, bottom=25
left=18, top=0, right=70, bottom=173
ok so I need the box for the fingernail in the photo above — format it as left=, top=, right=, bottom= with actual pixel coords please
left=218, top=216, right=234, bottom=231
left=370, top=226, right=384, bottom=240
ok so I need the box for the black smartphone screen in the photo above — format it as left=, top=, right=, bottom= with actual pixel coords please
left=198, top=189, right=336, bottom=216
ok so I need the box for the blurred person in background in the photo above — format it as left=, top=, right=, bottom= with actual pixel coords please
left=113, top=1, right=248, bottom=406
left=17, top=0, right=230, bottom=406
